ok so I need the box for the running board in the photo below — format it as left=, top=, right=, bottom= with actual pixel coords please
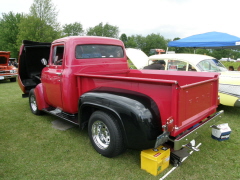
left=42, top=107, right=79, bottom=125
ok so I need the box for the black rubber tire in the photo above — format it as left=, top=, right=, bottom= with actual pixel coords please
left=29, top=89, right=41, bottom=115
left=10, top=78, right=16, bottom=82
left=88, top=111, right=125, bottom=158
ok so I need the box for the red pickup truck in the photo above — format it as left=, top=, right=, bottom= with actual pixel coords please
left=18, top=36, right=223, bottom=158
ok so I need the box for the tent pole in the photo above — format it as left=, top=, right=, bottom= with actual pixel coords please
left=166, top=47, right=169, bottom=54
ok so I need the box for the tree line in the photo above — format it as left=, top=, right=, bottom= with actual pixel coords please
left=0, top=0, right=239, bottom=59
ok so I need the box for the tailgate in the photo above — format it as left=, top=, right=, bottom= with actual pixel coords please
left=171, top=77, right=219, bottom=136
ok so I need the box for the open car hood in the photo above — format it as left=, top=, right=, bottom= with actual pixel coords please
left=125, top=48, right=149, bottom=69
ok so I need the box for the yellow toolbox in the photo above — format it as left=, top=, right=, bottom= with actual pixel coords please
left=141, top=146, right=170, bottom=176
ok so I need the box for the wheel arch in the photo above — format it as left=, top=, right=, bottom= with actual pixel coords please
left=78, top=87, right=163, bottom=150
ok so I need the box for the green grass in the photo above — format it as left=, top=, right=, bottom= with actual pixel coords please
left=1, top=80, right=239, bottom=180
left=221, top=61, right=240, bottom=70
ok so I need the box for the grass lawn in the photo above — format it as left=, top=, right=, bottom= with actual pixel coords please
left=1, top=80, right=239, bottom=180
left=221, top=61, right=240, bottom=70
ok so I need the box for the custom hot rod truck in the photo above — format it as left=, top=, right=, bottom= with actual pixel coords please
left=18, top=36, right=223, bottom=158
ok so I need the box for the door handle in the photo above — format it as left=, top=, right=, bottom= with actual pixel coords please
left=56, top=73, right=62, bottom=76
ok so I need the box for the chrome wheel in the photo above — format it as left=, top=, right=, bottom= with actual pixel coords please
left=29, top=89, right=41, bottom=115
left=91, top=120, right=110, bottom=150
left=88, top=111, right=125, bottom=157
left=30, top=95, right=37, bottom=112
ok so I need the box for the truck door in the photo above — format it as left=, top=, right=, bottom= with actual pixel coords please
left=41, top=45, right=64, bottom=109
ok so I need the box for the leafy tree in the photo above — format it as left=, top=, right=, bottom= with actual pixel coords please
left=210, top=49, right=234, bottom=59
left=195, top=49, right=210, bottom=55
left=29, top=0, right=59, bottom=28
left=120, top=33, right=170, bottom=56
left=86, top=22, right=119, bottom=38
left=143, top=33, right=167, bottom=55
left=17, top=0, right=61, bottom=46
left=17, top=15, right=60, bottom=43
left=0, top=12, right=23, bottom=57
left=119, top=33, right=128, bottom=47
left=62, top=22, right=84, bottom=36
left=124, top=35, right=138, bottom=48
left=134, top=35, right=146, bottom=50
left=120, top=34, right=137, bottom=48
left=231, top=50, right=240, bottom=59
left=123, top=33, right=169, bottom=55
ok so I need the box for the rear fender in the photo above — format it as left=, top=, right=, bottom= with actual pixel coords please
left=78, top=87, right=163, bottom=149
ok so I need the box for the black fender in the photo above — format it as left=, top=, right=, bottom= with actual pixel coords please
left=78, top=87, right=163, bottom=150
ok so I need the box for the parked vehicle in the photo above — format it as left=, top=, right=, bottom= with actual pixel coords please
left=126, top=49, right=240, bottom=108
left=149, top=49, right=165, bottom=55
left=18, top=37, right=223, bottom=158
left=0, top=51, right=18, bottom=82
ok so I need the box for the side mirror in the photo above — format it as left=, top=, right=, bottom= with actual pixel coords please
left=41, top=58, right=47, bottom=66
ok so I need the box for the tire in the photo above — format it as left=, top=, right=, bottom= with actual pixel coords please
left=10, top=78, right=16, bottom=82
left=29, top=89, right=41, bottom=115
left=88, top=111, right=125, bottom=158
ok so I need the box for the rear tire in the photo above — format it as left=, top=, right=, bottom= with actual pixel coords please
left=29, top=89, right=41, bottom=115
left=88, top=111, right=125, bottom=158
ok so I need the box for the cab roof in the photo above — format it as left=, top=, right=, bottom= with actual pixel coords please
left=52, top=36, right=123, bottom=46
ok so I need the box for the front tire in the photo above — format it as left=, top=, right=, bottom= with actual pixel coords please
left=29, top=89, right=41, bottom=115
left=88, top=111, right=125, bottom=158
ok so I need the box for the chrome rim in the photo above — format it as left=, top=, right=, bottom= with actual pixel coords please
left=91, top=121, right=110, bottom=150
left=30, top=95, right=37, bottom=112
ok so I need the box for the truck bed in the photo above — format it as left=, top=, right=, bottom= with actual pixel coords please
left=75, top=69, right=219, bottom=137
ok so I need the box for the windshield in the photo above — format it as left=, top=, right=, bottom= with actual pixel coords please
left=197, top=59, right=228, bottom=72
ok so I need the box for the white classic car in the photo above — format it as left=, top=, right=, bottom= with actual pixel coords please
left=126, top=48, right=240, bottom=107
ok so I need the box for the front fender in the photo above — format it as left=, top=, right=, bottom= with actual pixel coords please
left=34, top=83, right=49, bottom=110
left=79, top=87, right=163, bottom=150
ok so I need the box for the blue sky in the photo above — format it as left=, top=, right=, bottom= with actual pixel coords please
left=1, top=0, right=240, bottom=40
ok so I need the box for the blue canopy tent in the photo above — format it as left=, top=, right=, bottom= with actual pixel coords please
left=168, top=32, right=240, bottom=52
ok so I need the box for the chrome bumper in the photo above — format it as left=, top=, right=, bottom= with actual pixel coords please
left=0, top=74, right=18, bottom=80
left=171, top=110, right=224, bottom=150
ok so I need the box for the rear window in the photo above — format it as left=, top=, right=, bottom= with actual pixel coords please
left=76, top=45, right=124, bottom=59
left=0, top=56, right=7, bottom=64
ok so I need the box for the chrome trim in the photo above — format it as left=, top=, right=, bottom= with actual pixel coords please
left=0, top=75, right=18, bottom=79
left=172, top=110, right=224, bottom=150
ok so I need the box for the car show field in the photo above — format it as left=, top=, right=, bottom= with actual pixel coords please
left=1, top=80, right=239, bottom=180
